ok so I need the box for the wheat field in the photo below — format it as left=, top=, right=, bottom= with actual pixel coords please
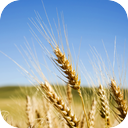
left=0, top=1, right=128, bottom=128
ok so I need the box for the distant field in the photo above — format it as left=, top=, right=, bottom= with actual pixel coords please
left=0, top=85, right=94, bottom=99
left=0, top=85, right=95, bottom=127
left=0, top=85, right=78, bottom=126
left=0, top=86, right=39, bottom=98
left=0, top=85, right=128, bottom=127
left=0, top=85, right=94, bottom=114
left=0, top=86, right=35, bottom=124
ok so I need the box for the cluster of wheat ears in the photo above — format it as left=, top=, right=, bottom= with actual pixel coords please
left=1, top=3, right=128, bottom=128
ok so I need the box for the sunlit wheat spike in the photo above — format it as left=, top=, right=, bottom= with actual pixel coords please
left=26, top=95, right=34, bottom=128
left=53, top=43, right=88, bottom=128
left=67, top=84, right=72, bottom=108
left=53, top=46, right=81, bottom=90
left=88, top=98, right=97, bottom=128
left=40, top=81, right=79, bottom=128
left=111, top=79, right=127, bottom=121
left=98, top=84, right=110, bottom=127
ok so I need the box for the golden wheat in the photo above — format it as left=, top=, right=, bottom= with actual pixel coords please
left=111, top=79, right=127, bottom=121
left=97, top=84, right=110, bottom=127
left=1, top=2, right=128, bottom=128
left=40, top=81, right=79, bottom=128
left=26, top=96, right=35, bottom=128
left=88, top=98, right=97, bottom=128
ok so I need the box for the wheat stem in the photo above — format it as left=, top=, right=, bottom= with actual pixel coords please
left=78, top=89, right=89, bottom=128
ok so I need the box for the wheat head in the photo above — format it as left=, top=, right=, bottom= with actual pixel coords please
left=111, top=79, right=127, bottom=121
left=54, top=46, right=81, bottom=90
left=98, top=84, right=110, bottom=127
left=26, top=96, right=34, bottom=128
left=88, top=98, right=97, bottom=128
left=40, top=81, right=79, bottom=128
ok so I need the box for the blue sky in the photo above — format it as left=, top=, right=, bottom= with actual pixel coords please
left=0, top=0, right=128, bottom=87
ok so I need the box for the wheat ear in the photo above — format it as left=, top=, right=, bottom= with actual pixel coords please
left=88, top=98, right=97, bottom=128
left=111, top=79, right=127, bottom=121
left=54, top=46, right=81, bottom=90
left=98, top=84, right=110, bottom=127
left=40, top=81, right=79, bottom=128
left=26, top=96, right=34, bottom=128
left=54, top=47, right=89, bottom=128
left=67, top=84, right=72, bottom=108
